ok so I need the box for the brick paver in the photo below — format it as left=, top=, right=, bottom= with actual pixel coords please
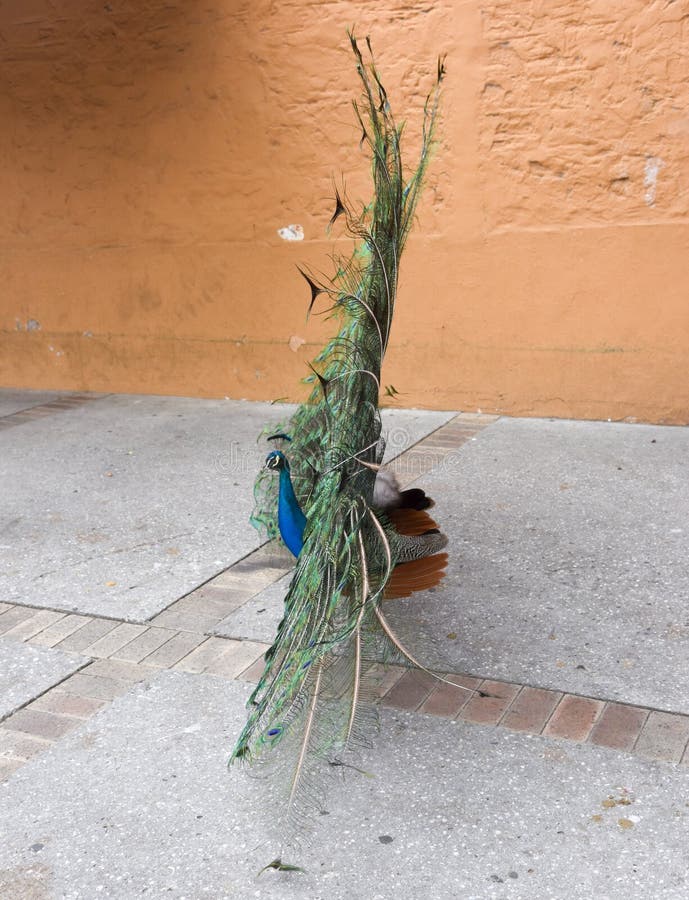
left=589, top=703, right=649, bottom=752
left=1, top=610, right=66, bottom=642
left=217, top=542, right=292, bottom=585
left=418, top=435, right=473, bottom=450
left=237, top=655, right=267, bottom=684
left=83, top=622, right=149, bottom=658
left=381, top=669, right=437, bottom=711
left=363, top=663, right=406, bottom=700
left=143, top=631, right=206, bottom=668
left=111, top=627, right=177, bottom=663
left=86, top=658, right=152, bottom=683
left=149, top=604, right=223, bottom=633
left=0, top=728, right=53, bottom=760
left=210, top=566, right=287, bottom=595
left=29, top=692, right=107, bottom=719
left=634, top=711, right=689, bottom=763
left=172, top=637, right=235, bottom=674
left=201, top=639, right=269, bottom=679
left=543, top=695, right=604, bottom=742
left=28, top=613, right=92, bottom=648
left=56, top=617, right=120, bottom=652
left=501, top=686, right=562, bottom=734
left=0, top=606, right=36, bottom=635
left=6, top=708, right=82, bottom=741
left=58, top=672, right=133, bottom=702
left=460, top=680, right=521, bottom=726
left=176, top=586, right=248, bottom=620
left=0, top=393, right=100, bottom=432
left=419, top=675, right=482, bottom=718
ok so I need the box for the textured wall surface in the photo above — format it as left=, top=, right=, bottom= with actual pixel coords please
left=480, top=0, right=689, bottom=227
left=1, top=0, right=688, bottom=422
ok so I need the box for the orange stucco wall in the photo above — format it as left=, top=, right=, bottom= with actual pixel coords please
left=1, top=1, right=688, bottom=423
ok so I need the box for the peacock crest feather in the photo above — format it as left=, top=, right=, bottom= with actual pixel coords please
left=233, top=32, right=449, bottom=856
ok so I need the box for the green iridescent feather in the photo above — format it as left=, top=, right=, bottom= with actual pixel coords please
left=232, top=33, right=446, bottom=847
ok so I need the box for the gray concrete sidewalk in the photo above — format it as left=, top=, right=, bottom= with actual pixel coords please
left=1, top=389, right=688, bottom=899
left=0, top=392, right=451, bottom=621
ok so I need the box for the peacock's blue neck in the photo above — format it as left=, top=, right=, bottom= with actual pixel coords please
left=277, top=465, right=307, bottom=557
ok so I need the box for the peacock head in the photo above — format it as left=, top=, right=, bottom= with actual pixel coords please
left=264, top=449, right=289, bottom=472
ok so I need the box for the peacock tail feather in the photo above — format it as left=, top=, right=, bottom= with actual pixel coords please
left=233, top=32, right=446, bottom=849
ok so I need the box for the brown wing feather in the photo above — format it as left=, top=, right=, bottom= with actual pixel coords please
left=387, top=507, right=440, bottom=536
left=384, top=552, right=448, bottom=599
left=382, top=507, right=449, bottom=599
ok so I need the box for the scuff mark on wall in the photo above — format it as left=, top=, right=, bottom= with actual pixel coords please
left=288, top=335, right=306, bottom=352
left=277, top=224, right=304, bottom=241
left=644, top=156, right=664, bottom=207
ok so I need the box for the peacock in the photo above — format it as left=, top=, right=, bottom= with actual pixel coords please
left=231, top=34, right=458, bottom=866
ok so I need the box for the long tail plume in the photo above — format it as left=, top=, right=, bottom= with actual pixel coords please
left=234, top=32, right=446, bottom=854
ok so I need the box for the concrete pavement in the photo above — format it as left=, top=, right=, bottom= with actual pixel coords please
left=1, top=389, right=688, bottom=899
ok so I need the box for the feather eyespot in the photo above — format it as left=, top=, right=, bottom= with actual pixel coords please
left=264, top=725, right=284, bottom=744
